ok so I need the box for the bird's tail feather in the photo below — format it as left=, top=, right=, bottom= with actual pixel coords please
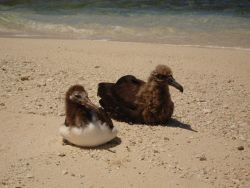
left=97, top=83, right=113, bottom=98
left=98, top=83, right=117, bottom=111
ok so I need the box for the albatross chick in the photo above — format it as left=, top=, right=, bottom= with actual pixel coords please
left=98, top=65, right=183, bottom=124
left=59, top=85, right=118, bottom=147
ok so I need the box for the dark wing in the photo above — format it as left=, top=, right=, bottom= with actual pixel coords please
left=113, top=75, right=145, bottom=109
left=98, top=75, right=145, bottom=110
left=98, top=75, right=145, bottom=123
left=97, top=107, right=114, bottom=129
left=97, top=82, right=115, bottom=111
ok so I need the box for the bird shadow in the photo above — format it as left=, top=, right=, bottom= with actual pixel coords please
left=62, top=136, right=122, bottom=152
left=161, top=118, right=197, bottom=132
left=124, top=118, right=197, bottom=132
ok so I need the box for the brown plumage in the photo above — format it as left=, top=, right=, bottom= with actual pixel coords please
left=61, top=84, right=118, bottom=147
left=98, top=65, right=183, bottom=124
left=65, top=85, right=113, bottom=129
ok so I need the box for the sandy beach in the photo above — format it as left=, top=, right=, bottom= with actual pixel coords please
left=0, top=37, right=249, bottom=188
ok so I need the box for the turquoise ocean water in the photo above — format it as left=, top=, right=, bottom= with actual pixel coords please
left=0, top=1, right=250, bottom=48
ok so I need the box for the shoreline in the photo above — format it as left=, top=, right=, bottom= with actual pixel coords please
left=1, top=35, right=250, bottom=51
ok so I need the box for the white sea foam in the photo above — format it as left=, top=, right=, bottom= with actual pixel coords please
left=0, top=9, right=250, bottom=49
left=163, top=44, right=250, bottom=51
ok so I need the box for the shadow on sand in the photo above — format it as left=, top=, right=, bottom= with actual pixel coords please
left=62, top=118, right=196, bottom=150
left=117, top=118, right=197, bottom=132
left=163, top=118, right=197, bottom=132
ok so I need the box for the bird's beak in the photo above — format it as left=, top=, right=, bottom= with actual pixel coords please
left=70, top=94, right=98, bottom=109
left=81, top=98, right=98, bottom=109
left=167, top=76, right=184, bottom=93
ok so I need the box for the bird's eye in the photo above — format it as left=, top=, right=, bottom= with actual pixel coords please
left=156, top=74, right=165, bottom=80
left=74, top=94, right=82, bottom=98
left=167, top=75, right=173, bottom=79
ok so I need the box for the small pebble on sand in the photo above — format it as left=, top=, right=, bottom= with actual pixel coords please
left=196, top=154, right=207, bottom=161
left=58, top=153, right=66, bottom=157
left=62, top=170, right=68, bottom=175
left=26, top=174, right=34, bottom=179
left=203, top=109, right=212, bottom=114
left=58, top=112, right=65, bottom=116
left=21, top=76, right=30, bottom=81
left=153, top=150, right=159, bottom=154
left=164, top=137, right=170, bottom=141
left=237, top=146, right=244, bottom=151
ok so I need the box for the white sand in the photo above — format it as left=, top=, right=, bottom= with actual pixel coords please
left=0, top=38, right=249, bottom=188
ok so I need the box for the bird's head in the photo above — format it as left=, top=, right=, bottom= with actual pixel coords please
left=66, top=85, right=95, bottom=108
left=150, top=65, right=183, bottom=92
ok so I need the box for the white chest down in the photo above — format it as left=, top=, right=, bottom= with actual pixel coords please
left=59, top=120, right=118, bottom=147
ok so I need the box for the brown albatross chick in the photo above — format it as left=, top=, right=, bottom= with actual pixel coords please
left=59, top=85, right=118, bottom=147
left=98, top=65, right=183, bottom=124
